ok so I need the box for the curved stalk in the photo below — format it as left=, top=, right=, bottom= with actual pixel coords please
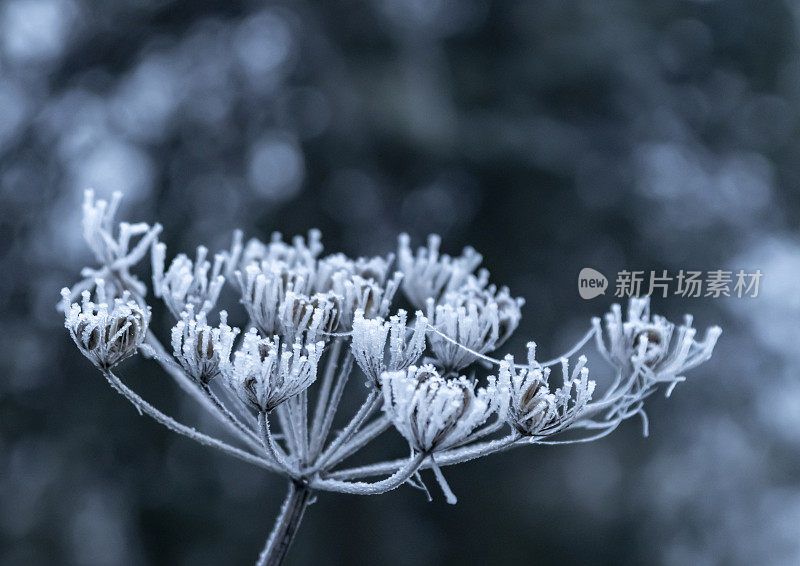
left=101, top=368, right=277, bottom=471
left=310, top=453, right=425, bottom=495
left=325, top=434, right=520, bottom=481
left=201, top=382, right=262, bottom=451
left=145, top=333, right=261, bottom=449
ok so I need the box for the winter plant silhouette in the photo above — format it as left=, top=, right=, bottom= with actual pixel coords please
left=61, top=191, right=721, bottom=565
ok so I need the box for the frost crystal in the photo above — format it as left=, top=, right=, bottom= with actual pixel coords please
left=238, top=230, right=322, bottom=273
left=326, top=271, right=402, bottom=331
left=217, top=329, right=324, bottom=413
left=426, top=281, right=525, bottom=372
left=62, top=280, right=150, bottom=368
left=594, top=297, right=722, bottom=384
left=381, top=365, right=504, bottom=452
left=278, top=291, right=340, bottom=344
left=499, top=346, right=595, bottom=437
left=67, top=190, right=161, bottom=302
left=236, top=262, right=315, bottom=336
left=397, top=234, right=484, bottom=309
left=171, top=306, right=238, bottom=384
left=350, top=309, right=428, bottom=387
left=152, top=243, right=226, bottom=318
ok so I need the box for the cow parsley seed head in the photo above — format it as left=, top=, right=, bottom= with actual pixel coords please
left=238, top=230, right=322, bottom=273
left=217, top=329, right=323, bottom=413
left=397, top=233, right=484, bottom=309
left=594, top=297, right=722, bottom=382
left=152, top=243, right=226, bottom=318
left=381, top=365, right=505, bottom=453
left=278, top=291, right=340, bottom=344
left=426, top=282, right=522, bottom=372
left=171, top=306, right=238, bottom=384
left=66, top=190, right=162, bottom=303
left=236, top=262, right=314, bottom=336
left=62, top=280, right=150, bottom=369
left=499, top=345, right=595, bottom=437
left=351, top=309, right=428, bottom=387
left=327, top=271, right=402, bottom=331
left=315, top=253, right=396, bottom=293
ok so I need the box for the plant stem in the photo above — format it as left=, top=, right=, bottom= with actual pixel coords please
left=101, top=368, right=277, bottom=471
left=257, top=481, right=313, bottom=566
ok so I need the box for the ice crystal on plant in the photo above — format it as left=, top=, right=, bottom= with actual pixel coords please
left=217, top=328, right=324, bottom=413
left=152, top=243, right=226, bottom=318
left=62, top=280, right=150, bottom=369
left=381, top=364, right=504, bottom=453
left=398, top=233, right=483, bottom=309
left=426, top=281, right=523, bottom=372
left=278, top=291, right=340, bottom=344
left=66, top=190, right=161, bottom=302
left=594, top=297, right=722, bottom=389
left=350, top=308, right=428, bottom=387
left=171, top=306, right=237, bottom=384
left=500, top=345, right=595, bottom=437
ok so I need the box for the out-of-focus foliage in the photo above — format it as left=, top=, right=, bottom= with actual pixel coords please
left=1, top=1, right=799, bottom=565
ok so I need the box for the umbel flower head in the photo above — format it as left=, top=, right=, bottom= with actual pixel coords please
left=499, top=344, right=596, bottom=437
left=171, top=306, right=238, bottom=384
left=426, top=281, right=524, bottom=372
left=381, top=365, right=505, bottom=453
left=278, top=291, right=340, bottom=344
left=236, top=261, right=315, bottom=337
left=61, top=280, right=150, bottom=369
left=64, top=190, right=161, bottom=303
left=594, top=297, right=722, bottom=383
left=324, top=271, right=402, bottom=331
left=397, top=234, right=484, bottom=309
left=217, top=329, right=324, bottom=413
left=350, top=309, right=428, bottom=387
left=152, top=242, right=226, bottom=318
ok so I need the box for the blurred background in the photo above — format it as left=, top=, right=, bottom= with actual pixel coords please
left=1, top=0, right=799, bottom=564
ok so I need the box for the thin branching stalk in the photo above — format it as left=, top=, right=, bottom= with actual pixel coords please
left=311, top=453, right=426, bottom=494
left=320, top=416, right=392, bottom=470
left=313, top=389, right=381, bottom=471
left=325, top=434, right=521, bottom=480
left=102, top=368, right=277, bottom=471
left=309, top=338, right=344, bottom=457
left=201, top=382, right=263, bottom=451
left=314, top=352, right=354, bottom=455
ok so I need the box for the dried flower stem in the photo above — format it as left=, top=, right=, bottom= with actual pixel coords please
left=257, top=481, right=313, bottom=566
left=313, top=389, right=382, bottom=471
left=101, top=368, right=277, bottom=471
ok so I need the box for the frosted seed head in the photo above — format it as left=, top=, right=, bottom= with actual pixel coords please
left=218, top=330, right=323, bottom=413
left=382, top=365, right=501, bottom=453
left=62, top=282, right=150, bottom=369
left=171, top=307, right=237, bottom=384
left=397, top=233, right=484, bottom=309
